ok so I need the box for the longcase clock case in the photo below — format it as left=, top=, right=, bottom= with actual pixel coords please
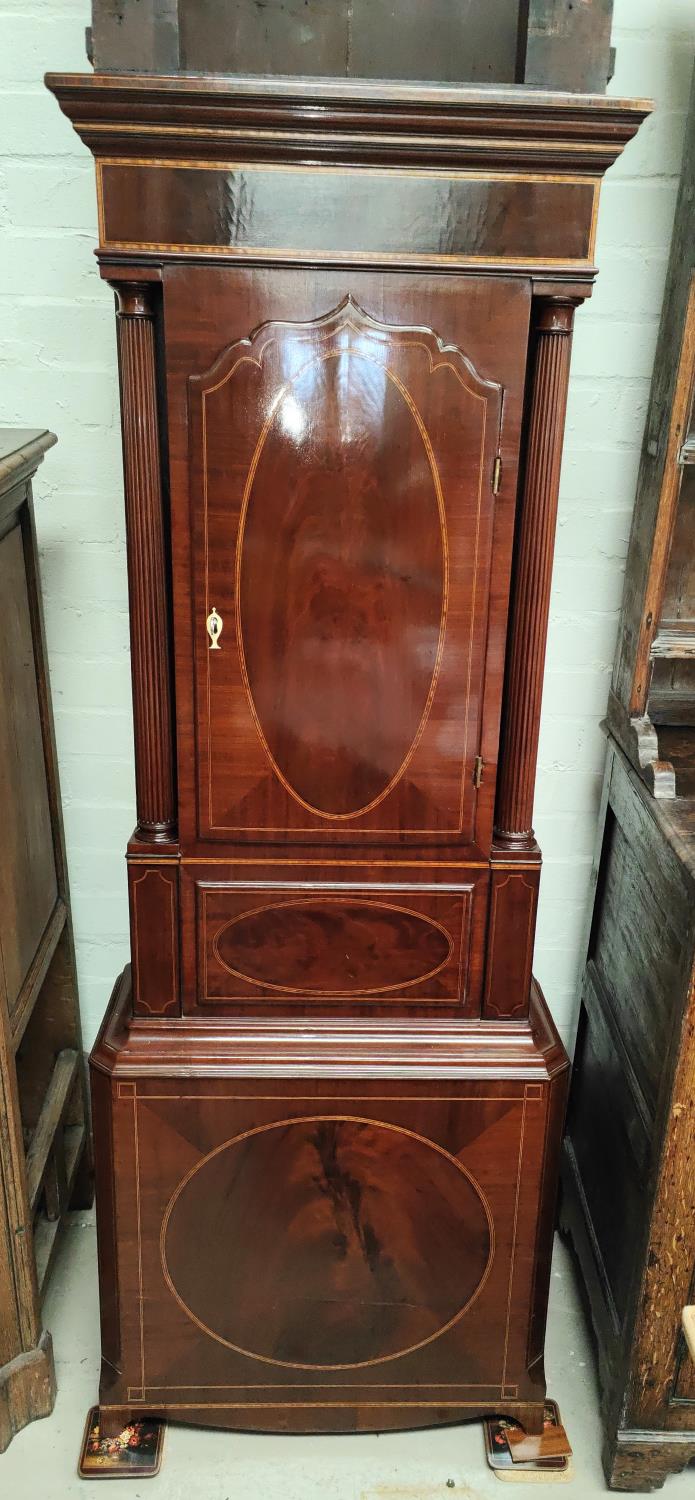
left=48, top=72, right=648, bottom=1439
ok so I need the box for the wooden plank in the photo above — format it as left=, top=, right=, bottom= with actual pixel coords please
left=521, top=0, right=614, bottom=92
left=90, top=0, right=617, bottom=86
left=90, top=0, right=179, bottom=73
left=180, top=0, right=349, bottom=79
left=0, top=525, right=59, bottom=1018
left=335, top=0, right=520, bottom=85
left=33, top=1125, right=87, bottom=1293
left=10, top=901, right=66, bottom=1054
left=612, top=64, right=695, bottom=718
left=0, top=979, right=41, bottom=1372
left=24, top=1049, right=78, bottom=1213
left=651, top=625, right=695, bottom=660
left=91, top=0, right=524, bottom=83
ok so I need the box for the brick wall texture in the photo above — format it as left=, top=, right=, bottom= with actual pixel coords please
left=0, top=0, right=693, bottom=1049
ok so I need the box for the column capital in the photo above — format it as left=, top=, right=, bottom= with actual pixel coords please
left=112, top=284, right=157, bottom=320
left=534, top=299, right=578, bottom=336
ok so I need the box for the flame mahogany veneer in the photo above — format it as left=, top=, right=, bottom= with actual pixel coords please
left=47, top=71, right=648, bottom=1440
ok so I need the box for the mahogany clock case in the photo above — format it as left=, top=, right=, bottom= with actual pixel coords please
left=46, top=71, right=649, bottom=1438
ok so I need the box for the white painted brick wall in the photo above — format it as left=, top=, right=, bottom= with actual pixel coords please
left=0, top=0, right=692, bottom=1050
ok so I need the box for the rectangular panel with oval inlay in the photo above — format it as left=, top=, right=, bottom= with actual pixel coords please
left=195, top=882, right=475, bottom=1010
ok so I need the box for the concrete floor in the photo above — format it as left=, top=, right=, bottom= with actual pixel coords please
left=2, top=1215, right=693, bottom=1498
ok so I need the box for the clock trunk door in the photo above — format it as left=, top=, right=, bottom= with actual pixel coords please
left=165, top=268, right=530, bottom=849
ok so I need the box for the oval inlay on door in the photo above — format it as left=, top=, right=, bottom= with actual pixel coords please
left=237, top=346, right=447, bottom=818
left=162, top=1117, right=493, bottom=1369
left=212, top=897, right=453, bottom=995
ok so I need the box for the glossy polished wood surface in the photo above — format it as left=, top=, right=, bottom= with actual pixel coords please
left=176, top=859, right=490, bottom=1020
left=163, top=1115, right=493, bottom=1368
left=45, top=68, right=647, bottom=1441
left=182, top=287, right=513, bottom=846
left=47, top=73, right=650, bottom=176
left=167, top=267, right=529, bottom=858
left=92, top=968, right=566, bottom=1436
left=197, top=884, right=475, bottom=1010
left=495, top=300, right=576, bottom=847
left=115, top=287, right=177, bottom=842
left=99, top=163, right=597, bottom=269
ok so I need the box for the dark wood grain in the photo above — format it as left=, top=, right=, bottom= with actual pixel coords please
left=90, top=967, right=565, bottom=1435
left=495, top=300, right=575, bottom=848
left=45, top=65, right=646, bottom=1442
left=90, top=0, right=522, bottom=81
left=89, top=0, right=612, bottom=89
left=167, top=266, right=529, bottom=858
left=115, top=286, right=177, bottom=843
left=90, top=0, right=180, bottom=73
left=46, top=72, right=650, bottom=177
left=608, top=63, right=695, bottom=798
left=175, top=860, right=490, bottom=1020
left=180, top=285, right=513, bottom=847
left=520, top=0, right=614, bottom=93
left=99, top=163, right=596, bottom=271
left=606, top=1434, right=695, bottom=1494
left=195, top=882, right=475, bottom=1011
left=561, top=740, right=695, bottom=1492
left=483, top=866, right=540, bottom=1019
left=129, top=863, right=179, bottom=1018
left=0, top=431, right=91, bottom=1450
left=0, top=525, right=57, bottom=1015
left=163, top=1115, right=493, bottom=1368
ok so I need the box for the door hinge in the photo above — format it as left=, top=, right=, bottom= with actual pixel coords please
left=473, top=755, right=484, bottom=790
left=492, top=455, right=502, bottom=495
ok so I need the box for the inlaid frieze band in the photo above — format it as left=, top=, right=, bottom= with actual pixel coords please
left=97, top=161, right=598, bottom=270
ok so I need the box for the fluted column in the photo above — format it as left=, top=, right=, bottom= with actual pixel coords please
left=494, top=299, right=576, bottom=849
left=114, top=285, right=176, bottom=842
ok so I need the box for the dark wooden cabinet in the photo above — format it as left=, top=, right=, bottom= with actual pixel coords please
left=47, top=69, right=647, bottom=1440
left=608, top=65, right=695, bottom=800
left=562, top=742, right=695, bottom=1492
left=0, top=431, right=92, bottom=1451
left=561, top=68, right=695, bottom=1494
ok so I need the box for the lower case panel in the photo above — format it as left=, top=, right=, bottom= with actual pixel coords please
left=181, top=864, right=488, bottom=1018
left=91, top=970, right=568, bottom=1434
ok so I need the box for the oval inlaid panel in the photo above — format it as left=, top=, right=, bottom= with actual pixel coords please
left=213, top=898, right=452, bottom=995
left=237, top=348, right=447, bottom=818
left=162, top=1117, right=492, bottom=1370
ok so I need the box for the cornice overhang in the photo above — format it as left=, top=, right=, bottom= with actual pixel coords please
left=46, top=72, right=651, bottom=176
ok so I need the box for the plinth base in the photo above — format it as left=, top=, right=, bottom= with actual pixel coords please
left=90, top=969, right=568, bottom=1437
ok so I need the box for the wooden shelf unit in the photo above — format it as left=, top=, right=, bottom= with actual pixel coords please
left=608, top=65, right=695, bottom=798
left=0, top=430, right=93, bottom=1452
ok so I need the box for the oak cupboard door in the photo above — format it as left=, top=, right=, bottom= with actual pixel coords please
left=164, top=268, right=530, bottom=851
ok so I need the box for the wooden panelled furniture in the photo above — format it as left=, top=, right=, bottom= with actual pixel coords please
left=88, top=0, right=616, bottom=93
left=562, top=745, right=695, bottom=1493
left=561, top=72, right=695, bottom=1495
left=47, top=65, right=647, bottom=1441
left=0, top=430, right=92, bottom=1452
left=607, top=66, right=695, bottom=800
